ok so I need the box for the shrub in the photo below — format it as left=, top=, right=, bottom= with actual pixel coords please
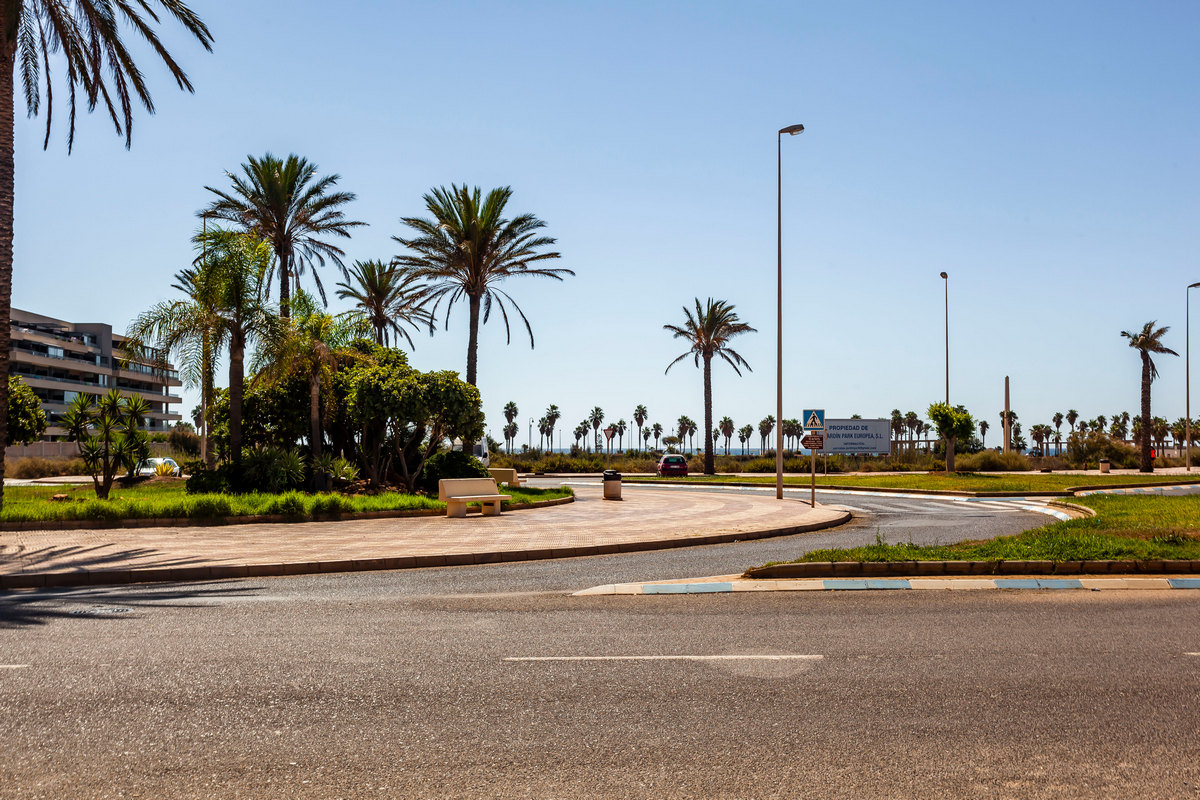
left=953, top=450, right=1031, bottom=472
left=168, top=425, right=201, bottom=457
left=185, top=464, right=231, bottom=495
left=418, top=450, right=490, bottom=493
left=242, top=446, right=306, bottom=493
left=263, top=491, right=308, bottom=517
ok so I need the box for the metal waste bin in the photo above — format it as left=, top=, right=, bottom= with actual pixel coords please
left=603, top=469, right=622, bottom=500
left=1099, top=459, right=1110, bottom=474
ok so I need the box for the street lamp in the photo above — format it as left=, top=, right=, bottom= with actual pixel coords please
left=940, top=272, right=949, bottom=404
left=1188, top=282, right=1200, bottom=471
left=528, top=417, right=533, bottom=451
left=777, top=122, right=804, bottom=500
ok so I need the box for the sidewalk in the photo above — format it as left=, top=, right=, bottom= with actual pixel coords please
left=0, top=485, right=849, bottom=589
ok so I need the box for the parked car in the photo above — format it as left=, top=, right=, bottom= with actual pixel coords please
left=656, top=454, right=689, bottom=477
left=136, top=457, right=181, bottom=477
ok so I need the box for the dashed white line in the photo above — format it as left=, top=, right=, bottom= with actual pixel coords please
left=0, top=665, right=29, bottom=669
left=504, top=655, right=823, bottom=662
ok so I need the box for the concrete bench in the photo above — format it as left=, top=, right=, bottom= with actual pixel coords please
left=438, top=477, right=511, bottom=518
left=487, top=467, right=521, bottom=487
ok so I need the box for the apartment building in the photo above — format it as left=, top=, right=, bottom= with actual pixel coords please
left=8, top=308, right=183, bottom=440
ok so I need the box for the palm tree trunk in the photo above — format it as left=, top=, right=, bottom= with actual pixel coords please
left=310, top=373, right=322, bottom=461
left=0, top=39, right=15, bottom=511
left=466, top=293, right=481, bottom=385
left=229, top=334, right=245, bottom=477
left=703, top=354, right=714, bottom=474
left=202, top=337, right=216, bottom=469
left=279, top=245, right=291, bottom=320
left=1140, top=352, right=1153, bottom=472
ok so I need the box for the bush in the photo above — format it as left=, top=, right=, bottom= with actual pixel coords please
left=185, top=463, right=232, bottom=494
left=169, top=425, right=201, bottom=457
left=7, top=457, right=90, bottom=479
left=242, top=446, right=306, bottom=493
left=1066, top=432, right=1139, bottom=470
left=952, top=450, right=1031, bottom=472
left=418, top=450, right=489, bottom=493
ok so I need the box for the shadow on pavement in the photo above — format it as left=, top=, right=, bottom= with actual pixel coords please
left=1, top=543, right=211, bottom=574
left=0, top=581, right=264, bottom=629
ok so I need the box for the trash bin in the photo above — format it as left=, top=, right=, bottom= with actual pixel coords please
left=603, top=469, right=622, bottom=500
left=1099, top=459, right=1110, bottom=474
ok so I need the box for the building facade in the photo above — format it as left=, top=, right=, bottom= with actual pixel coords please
left=9, top=308, right=183, bottom=440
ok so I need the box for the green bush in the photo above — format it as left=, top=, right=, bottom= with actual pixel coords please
left=262, top=491, right=307, bottom=517
left=7, top=457, right=90, bottom=479
left=418, top=450, right=490, bottom=493
left=242, top=446, right=306, bottom=493
left=952, top=450, right=1031, bottom=472
left=184, top=463, right=231, bottom=494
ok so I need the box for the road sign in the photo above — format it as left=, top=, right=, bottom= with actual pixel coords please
left=801, top=434, right=824, bottom=449
left=603, top=426, right=617, bottom=441
left=803, top=409, right=825, bottom=431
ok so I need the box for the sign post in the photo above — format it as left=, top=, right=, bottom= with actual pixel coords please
left=603, top=425, right=617, bottom=465
left=802, top=410, right=825, bottom=508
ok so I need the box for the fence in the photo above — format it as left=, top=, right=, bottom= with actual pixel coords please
left=5, top=441, right=174, bottom=461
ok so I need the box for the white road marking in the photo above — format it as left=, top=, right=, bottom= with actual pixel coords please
left=1186, top=652, right=1200, bottom=657
left=0, top=665, right=29, bottom=669
left=505, top=654, right=823, bottom=662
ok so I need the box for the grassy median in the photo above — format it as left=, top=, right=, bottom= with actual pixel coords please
left=627, top=473, right=1200, bottom=494
left=0, top=481, right=572, bottom=524
left=769, top=494, right=1200, bottom=564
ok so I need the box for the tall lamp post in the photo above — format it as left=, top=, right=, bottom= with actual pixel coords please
left=1188, top=282, right=1200, bottom=471
left=940, top=272, right=949, bottom=404
left=777, top=122, right=804, bottom=500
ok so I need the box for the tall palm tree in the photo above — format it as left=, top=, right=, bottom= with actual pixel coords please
left=253, top=291, right=358, bottom=473
left=1066, top=409, right=1079, bottom=433
left=503, top=401, right=519, bottom=453
left=758, top=416, right=775, bottom=456
left=663, top=298, right=755, bottom=474
left=193, top=228, right=278, bottom=475
left=0, top=0, right=212, bottom=510
left=393, top=185, right=573, bottom=385
left=588, top=406, right=605, bottom=453
left=978, top=419, right=989, bottom=448
left=616, top=419, right=627, bottom=451
left=633, top=405, right=648, bottom=453
left=1052, top=412, right=1064, bottom=454
left=201, top=153, right=365, bottom=318
left=719, top=416, right=735, bottom=454
left=890, top=409, right=904, bottom=453
left=738, top=424, right=752, bottom=455
left=335, top=260, right=432, bottom=347
left=504, top=421, right=519, bottom=453
left=544, top=404, right=561, bottom=451
left=1122, top=321, right=1178, bottom=472
left=127, top=259, right=224, bottom=468
left=652, top=422, right=663, bottom=452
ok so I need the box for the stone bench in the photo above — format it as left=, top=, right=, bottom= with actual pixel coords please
left=438, top=477, right=511, bottom=518
left=487, top=467, right=521, bottom=487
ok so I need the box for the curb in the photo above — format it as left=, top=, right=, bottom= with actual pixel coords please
left=0, top=509, right=852, bottom=592
left=743, top=558, right=1200, bottom=580
left=575, top=575, right=1200, bottom=595
left=0, top=494, right=574, bottom=532
left=620, top=477, right=1200, bottom=498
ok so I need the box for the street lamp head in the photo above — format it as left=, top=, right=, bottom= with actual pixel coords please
left=778, top=123, right=805, bottom=136
left=940, top=272, right=948, bottom=279
left=1189, top=281, right=1200, bottom=289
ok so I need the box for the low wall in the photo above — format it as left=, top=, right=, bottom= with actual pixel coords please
left=6, top=441, right=174, bottom=460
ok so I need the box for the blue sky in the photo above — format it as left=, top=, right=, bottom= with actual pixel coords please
left=13, top=0, right=1200, bottom=445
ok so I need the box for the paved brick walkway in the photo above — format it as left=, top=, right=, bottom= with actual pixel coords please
left=0, top=485, right=847, bottom=588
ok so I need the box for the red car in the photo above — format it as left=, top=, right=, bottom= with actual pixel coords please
left=657, top=454, right=689, bottom=477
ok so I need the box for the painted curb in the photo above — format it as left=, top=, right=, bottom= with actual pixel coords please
left=620, top=477, right=1200, bottom=498
left=743, top=558, right=1200, bottom=580
left=0, top=508, right=851, bottom=592
left=574, top=575, right=1200, bottom=595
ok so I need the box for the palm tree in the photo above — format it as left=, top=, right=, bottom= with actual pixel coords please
left=253, top=291, right=358, bottom=474
left=1052, top=412, right=1064, bottom=455
left=633, top=405, right=648, bottom=453
left=1066, top=409, right=1079, bottom=433
left=589, top=406, right=605, bottom=453
left=1121, top=322, right=1178, bottom=472
left=663, top=298, right=756, bottom=474
left=651, top=422, right=663, bottom=452
left=676, top=416, right=690, bottom=453
left=127, top=260, right=225, bottom=469
left=978, top=419, right=989, bottom=448
left=719, top=416, right=735, bottom=454
left=758, top=416, right=775, bottom=455
left=616, top=419, right=627, bottom=451
left=201, top=153, right=365, bottom=318
left=904, top=411, right=919, bottom=450
left=642, top=427, right=651, bottom=449
left=503, top=401, right=519, bottom=453
left=0, top=1, right=212, bottom=510
left=1096, top=414, right=1107, bottom=435
left=505, top=422, right=520, bottom=453
left=890, top=409, right=904, bottom=453
left=393, top=185, right=573, bottom=386
left=335, top=260, right=432, bottom=347
left=193, top=229, right=278, bottom=476
left=543, top=404, right=561, bottom=452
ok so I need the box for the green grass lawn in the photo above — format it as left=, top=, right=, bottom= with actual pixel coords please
left=0, top=481, right=572, bottom=524
left=773, top=494, right=1200, bottom=564
left=627, top=472, right=1200, bottom=493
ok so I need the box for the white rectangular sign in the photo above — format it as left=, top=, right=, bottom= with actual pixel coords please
left=822, top=419, right=891, bottom=455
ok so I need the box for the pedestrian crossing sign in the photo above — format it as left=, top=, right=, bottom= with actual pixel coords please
left=803, top=409, right=825, bottom=431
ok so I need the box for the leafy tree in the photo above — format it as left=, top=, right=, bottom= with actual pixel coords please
left=0, top=1, right=211, bottom=510
left=202, top=153, right=365, bottom=317
left=7, top=376, right=45, bottom=444
left=394, top=184, right=573, bottom=385
left=253, top=291, right=362, bottom=483
left=928, top=403, right=974, bottom=472
left=664, top=298, right=755, bottom=474
left=335, top=260, right=432, bottom=346
left=61, top=390, right=149, bottom=499
left=1121, top=321, right=1178, bottom=472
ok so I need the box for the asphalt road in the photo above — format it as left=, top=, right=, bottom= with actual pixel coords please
left=5, top=483, right=1191, bottom=799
